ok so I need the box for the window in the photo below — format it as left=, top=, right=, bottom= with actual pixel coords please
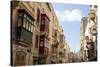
left=39, top=36, right=44, bottom=47
left=59, top=61, right=62, bottom=63
left=23, top=18, right=26, bottom=28
left=26, top=22, right=29, bottom=30
left=40, top=41, right=44, bottom=47
left=17, top=10, right=34, bottom=33
left=40, top=14, right=50, bottom=32
left=59, top=52, right=62, bottom=55
left=28, top=24, right=31, bottom=31
left=84, top=50, right=86, bottom=52
left=51, top=61, right=56, bottom=64
left=24, top=13, right=27, bottom=18
left=22, top=13, right=34, bottom=32
left=60, top=35, right=64, bottom=42
left=31, top=25, right=33, bottom=32
left=37, top=8, right=40, bottom=23
left=55, top=31, right=57, bottom=37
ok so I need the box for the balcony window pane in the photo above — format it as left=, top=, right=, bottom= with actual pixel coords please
left=24, top=14, right=27, bottom=18
left=28, top=24, right=31, bottom=31
left=27, top=16, right=29, bottom=21
left=26, top=22, right=29, bottom=30
left=23, top=19, right=26, bottom=28
left=40, top=41, right=44, bottom=47
left=31, top=25, right=33, bottom=32
left=29, top=19, right=31, bottom=23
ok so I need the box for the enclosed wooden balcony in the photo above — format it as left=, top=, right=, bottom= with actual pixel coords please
left=16, top=27, right=33, bottom=47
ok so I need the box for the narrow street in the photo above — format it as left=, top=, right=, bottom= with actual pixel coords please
left=11, top=1, right=97, bottom=66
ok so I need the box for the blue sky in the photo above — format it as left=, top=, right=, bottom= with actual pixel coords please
left=52, top=3, right=90, bottom=52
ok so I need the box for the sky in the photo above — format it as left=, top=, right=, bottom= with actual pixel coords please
left=52, top=3, right=90, bottom=52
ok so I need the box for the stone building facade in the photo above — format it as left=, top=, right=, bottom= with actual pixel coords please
left=11, top=1, right=36, bottom=66
left=11, top=1, right=70, bottom=66
left=80, top=5, right=97, bottom=61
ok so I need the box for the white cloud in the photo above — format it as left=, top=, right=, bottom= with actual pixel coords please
left=55, top=9, right=83, bottom=23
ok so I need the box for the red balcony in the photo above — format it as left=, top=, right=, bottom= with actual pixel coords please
left=40, top=13, right=50, bottom=33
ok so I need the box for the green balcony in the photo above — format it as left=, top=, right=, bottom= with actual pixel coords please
left=16, top=27, right=33, bottom=47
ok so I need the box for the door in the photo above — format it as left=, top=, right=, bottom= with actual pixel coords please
left=15, top=51, right=26, bottom=66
